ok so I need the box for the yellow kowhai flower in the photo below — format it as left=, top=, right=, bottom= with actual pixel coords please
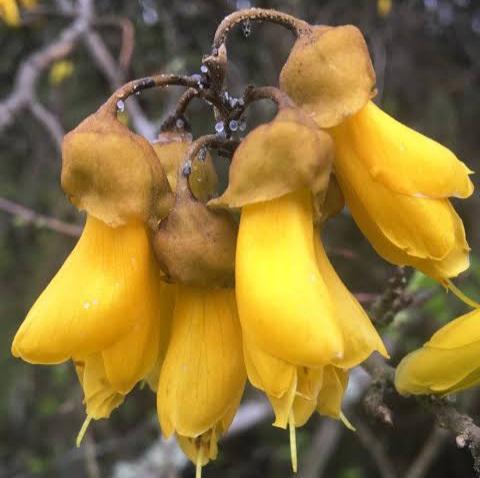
left=395, top=308, right=480, bottom=396
left=157, top=285, right=245, bottom=476
left=0, top=0, right=36, bottom=26
left=237, top=190, right=387, bottom=458
left=280, top=25, right=474, bottom=284
left=330, top=101, right=473, bottom=283
left=11, top=98, right=175, bottom=442
left=12, top=215, right=173, bottom=439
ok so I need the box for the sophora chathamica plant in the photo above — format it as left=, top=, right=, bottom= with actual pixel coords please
left=11, top=8, right=478, bottom=477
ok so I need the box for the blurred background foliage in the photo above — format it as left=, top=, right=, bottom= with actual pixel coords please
left=1, top=0, right=480, bottom=477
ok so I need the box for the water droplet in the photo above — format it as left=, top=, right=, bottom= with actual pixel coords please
left=116, top=99, right=125, bottom=112
left=229, top=120, right=239, bottom=131
left=83, top=301, right=91, bottom=310
left=215, top=121, right=225, bottom=134
left=182, top=161, right=192, bottom=176
left=191, top=73, right=202, bottom=83
left=200, top=64, right=208, bottom=74
left=198, top=148, right=207, bottom=162
left=242, top=19, right=252, bottom=37
left=229, top=97, right=239, bottom=108
left=141, top=0, right=159, bottom=25
left=176, top=118, right=184, bottom=129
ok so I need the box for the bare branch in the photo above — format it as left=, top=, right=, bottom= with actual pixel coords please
left=405, top=426, right=448, bottom=478
left=28, top=100, right=65, bottom=152
left=0, top=197, right=81, bottom=237
left=0, top=0, right=93, bottom=133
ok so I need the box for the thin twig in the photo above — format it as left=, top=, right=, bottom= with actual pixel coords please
left=0, top=197, right=82, bottom=237
left=404, top=426, right=448, bottom=478
left=28, top=100, right=65, bottom=152
left=0, top=0, right=93, bottom=133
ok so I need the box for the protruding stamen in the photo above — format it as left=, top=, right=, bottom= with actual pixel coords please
left=196, top=444, right=203, bottom=478
left=340, top=411, right=356, bottom=432
left=76, top=415, right=93, bottom=447
left=288, top=412, right=298, bottom=473
left=445, top=279, right=480, bottom=309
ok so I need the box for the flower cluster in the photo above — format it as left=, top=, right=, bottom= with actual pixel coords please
left=11, top=8, right=476, bottom=475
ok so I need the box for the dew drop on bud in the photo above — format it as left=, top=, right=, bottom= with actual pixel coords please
left=198, top=147, right=207, bottom=162
left=116, top=99, right=125, bottom=112
left=182, top=160, right=192, bottom=176
left=200, top=64, right=208, bottom=74
left=229, top=120, right=239, bottom=132
left=242, top=19, right=252, bottom=37
left=215, top=121, right=225, bottom=134
left=176, top=118, right=185, bottom=129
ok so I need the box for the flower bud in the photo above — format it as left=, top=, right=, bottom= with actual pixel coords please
left=154, top=169, right=237, bottom=288
left=152, top=131, right=218, bottom=202
left=209, top=107, right=333, bottom=209
left=61, top=103, right=172, bottom=227
left=280, top=25, right=376, bottom=128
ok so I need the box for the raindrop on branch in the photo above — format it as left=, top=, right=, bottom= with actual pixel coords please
left=200, top=65, right=209, bottom=74
left=182, top=161, right=192, bottom=176
left=229, top=120, right=239, bottom=132
left=116, top=100, right=125, bottom=112
left=176, top=118, right=185, bottom=129
left=242, top=19, right=252, bottom=37
left=215, top=121, right=225, bottom=134
left=198, top=148, right=207, bottom=162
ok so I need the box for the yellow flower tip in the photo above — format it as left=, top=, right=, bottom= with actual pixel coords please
left=12, top=215, right=161, bottom=364
left=76, top=415, right=93, bottom=448
left=288, top=412, right=298, bottom=473
left=236, top=190, right=343, bottom=368
left=339, top=411, right=356, bottom=432
left=445, top=279, right=480, bottom=309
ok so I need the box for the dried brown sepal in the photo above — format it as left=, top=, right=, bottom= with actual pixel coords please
left=152, top=132, right=218, bottom=201
left=61, top=103, right=173, bottom=227
left=279, top=25, right=376, bottom=128
left=314, top=174, right=345, bottom=225
left=154, top=174, right=237, bottom=287
left=209, top=107, right=333, bottom=209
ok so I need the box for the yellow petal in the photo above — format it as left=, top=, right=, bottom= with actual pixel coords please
left=315, top=235, right=388, bottom=367
left=236, top=189, right=343, bottom=367
left=292, top=366, right=324, bottom=427
left=426, top=309, right=480, bottom=349
left=102, top=281, right=173, bottom=394
left=395, top=342, right=480, bottom=396
left=157, top=285, right=245, bottom=439
left=333, top=102, right=473, bottom=199
left=332, top=121, right=470, bottom=280
left=74, top=354, right=124, bottom=419
left=317, top=366, right=349, bottom=419
left=0, top=0, right=20, bottom=26
left=145, top=284, right=176, bottom=392
left=12, top=216, right=160, bottom=363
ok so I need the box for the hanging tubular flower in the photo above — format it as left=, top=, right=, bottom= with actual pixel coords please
left=395, top=309, right=480, bottom=396
left=330, top=102, right=472, bottom=281
left=280, top=24, right=473, bottom=282
left=12, top=98, right=176, bottom=443
left=157, top=285, right=246, bottom=473
left=209, top=104, right=386, bottom=440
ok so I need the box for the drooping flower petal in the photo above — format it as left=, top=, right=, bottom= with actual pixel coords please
left=331, top=121, right=470, bottom=280
left=317, top=366, right=349, bottom=419
left=101, top=282, right=174, bottom=394
left=157, top=285, right=245, bottom=465
left=74, top=354, right=124, bottom=420
left=395, top=309, right=480, bottom=395
left=314, top=235, right=389, bottom=368
left=236, top=189, right=344, bottom=367
left=333, top=102, right=473, bottom=199
left=12, top=216, right=161, bottom=363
